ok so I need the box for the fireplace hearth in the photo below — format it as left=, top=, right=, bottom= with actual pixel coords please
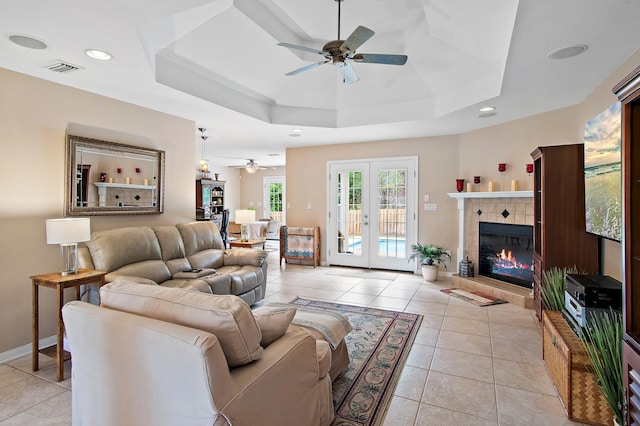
left=479, top=222, right=534, bottom=288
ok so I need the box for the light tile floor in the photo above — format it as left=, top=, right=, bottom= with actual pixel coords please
left=0, top=249, right=584, bottom=425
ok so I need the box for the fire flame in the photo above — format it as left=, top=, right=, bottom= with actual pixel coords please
left=494, top=248, right=529, bottom=270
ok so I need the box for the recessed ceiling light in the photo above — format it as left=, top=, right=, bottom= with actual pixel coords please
left=267, top=153, right=280, bottom=157
left=547, top=44, right=588, bottom=60
left=8, top=34, right=47, bottom=50
left=479, top=106, right=495, bottom=112
left=291, top=129, right=303, bottom=133
left=85, top=49, right=113, bottom=61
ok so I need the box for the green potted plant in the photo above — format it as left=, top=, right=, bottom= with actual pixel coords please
left=409, top=243, right=451, bottom=281
left=579, top=309, right=626, bottom=426
left=540, top=266, right=577, bottom=311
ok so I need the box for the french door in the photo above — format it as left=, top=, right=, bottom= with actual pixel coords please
left=262, top=176, right=285, bottom=225
left=327, top=157, right=417, bottom=271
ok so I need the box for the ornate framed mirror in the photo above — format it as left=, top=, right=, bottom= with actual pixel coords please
left=65, top=135, right=165, bottom=216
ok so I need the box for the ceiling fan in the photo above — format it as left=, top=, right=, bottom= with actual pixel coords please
left=277, top=0, right=408, bottom=84
left=243, top=159, right=267, bottom=174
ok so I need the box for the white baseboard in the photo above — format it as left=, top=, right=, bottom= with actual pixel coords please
left=0, top=335, right=56, bottom=364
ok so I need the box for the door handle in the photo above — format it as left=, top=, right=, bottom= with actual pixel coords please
left=363, top=222, right=369, bottom=226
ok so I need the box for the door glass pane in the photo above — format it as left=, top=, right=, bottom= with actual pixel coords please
left=268, top=182, right=283, bottom=223
left=336, top=171, right=363, bottom=255
left=377, top=168, right=407, bottom=258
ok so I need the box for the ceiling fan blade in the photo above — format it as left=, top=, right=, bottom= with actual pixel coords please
left=341, top=26, right=375, bottom=53
left=335, top=61, right=359, bottom=85
left=277, top=42, right=325, bottom=56
left=285, top=60, right=329, bottom=76
left=353, top=53, right=408, bottom=65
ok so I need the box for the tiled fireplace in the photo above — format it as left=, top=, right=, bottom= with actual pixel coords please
left=448, top=191, right=534, bottom=307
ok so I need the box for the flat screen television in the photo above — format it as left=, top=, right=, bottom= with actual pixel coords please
left=583, top=101, right=622, bottom=242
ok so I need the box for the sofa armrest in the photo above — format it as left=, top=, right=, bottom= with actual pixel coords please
left=62, top=301, right=233, bottom=425
left=223, top=248, right=267, bottom=267
left=220, top=326, right=328, bottom=425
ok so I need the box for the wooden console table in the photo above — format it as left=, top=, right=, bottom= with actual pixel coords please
left=31, top=269, right=105, bottom=381
left=230, top=239, right=265, bottom=250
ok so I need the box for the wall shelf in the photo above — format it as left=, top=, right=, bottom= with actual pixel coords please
left=447, top=191, right=533, bottom=199
left=94, top=182, right=156, bottom=190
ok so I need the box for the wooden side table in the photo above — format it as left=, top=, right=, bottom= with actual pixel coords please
left=230, top=239, right=265, bottom=250
left=31, top=269, right=106, bottom=382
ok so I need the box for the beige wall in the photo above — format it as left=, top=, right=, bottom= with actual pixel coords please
left=0, top=68, right=196, bottom=354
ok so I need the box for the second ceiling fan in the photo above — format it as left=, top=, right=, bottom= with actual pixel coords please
left=278, top=0, right=408, bottom=84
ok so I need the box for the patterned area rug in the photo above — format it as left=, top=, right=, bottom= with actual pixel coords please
left=290, top=298, right=423, bottom=426
left=440, top=288, right=507, bottom=307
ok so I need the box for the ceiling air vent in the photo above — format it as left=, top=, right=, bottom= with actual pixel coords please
left=45, top=60, right=84, bottom=73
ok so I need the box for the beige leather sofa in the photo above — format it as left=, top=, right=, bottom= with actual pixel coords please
left=62, top=282, right=336, bottom=426
left=78, top=221, right=267, bottom=305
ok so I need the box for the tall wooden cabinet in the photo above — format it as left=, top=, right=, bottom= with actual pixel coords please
left=530, top=144, right=600, bottom=320
left=196, top=179, right=225, bottom=227
left=614, top=65, right=640, bottom=426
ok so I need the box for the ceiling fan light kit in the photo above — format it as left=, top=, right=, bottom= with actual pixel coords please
left=244, top=159, right=266, bottom=174
left=278, top=0, right=408, bottom=84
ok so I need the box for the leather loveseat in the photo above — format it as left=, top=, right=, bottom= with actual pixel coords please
left=62, top=281, right=336, bottom=425
left=78, top=221, right=267, bottom=305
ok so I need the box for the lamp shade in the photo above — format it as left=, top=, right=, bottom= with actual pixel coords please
left=235, top=210, right=255, bottom=225
left=46, top=218, right=91, bottom=244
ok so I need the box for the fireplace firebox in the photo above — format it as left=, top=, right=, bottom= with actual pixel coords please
left=478, top=222, right=534, bottom=288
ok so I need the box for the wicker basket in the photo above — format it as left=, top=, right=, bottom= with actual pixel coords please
left=542, top=311, right=614, bottom=426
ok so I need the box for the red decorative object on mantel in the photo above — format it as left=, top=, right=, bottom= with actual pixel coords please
left=135, top=167, right=141, bottom=173
left=473, top=176, right=481, bottom=184
left=526, top=163, right=534, bottom=190
left=498, top=163, right=507, bottom=173
left=117, top=168, right=122, bottom=174
left=456, top=179, right=465, bottom=192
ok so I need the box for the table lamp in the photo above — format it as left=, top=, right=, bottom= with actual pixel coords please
left=46, top=218, right=91, bottom=275
left=235, top=210, right=255, bottom=242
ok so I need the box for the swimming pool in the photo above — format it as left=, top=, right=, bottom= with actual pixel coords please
left=348, top=238, right=407, bottom=255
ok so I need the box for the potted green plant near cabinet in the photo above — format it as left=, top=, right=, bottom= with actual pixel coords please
left=579, top=309, right=626, bottom=426
left=540, top=266, right=577, bottom=311
left=409, top=243, right=450, bottom=281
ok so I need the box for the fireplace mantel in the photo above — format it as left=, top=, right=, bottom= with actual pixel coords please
left=447, top=191, right=533, bottom=264
left=447, top=190, right=533, bottom=200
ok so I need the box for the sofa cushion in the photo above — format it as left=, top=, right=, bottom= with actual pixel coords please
left=109, top=260, right=172, bottom=284
left=177, top=221, right=224, bottom=249
left=252, top=305, right=297, bottom=347
left=86, top=226, right=172, bottom=283
left=99, top=281, right=263, bottom=367
left=152, top=225, right=191, bottom=275
left=217, top=265, right=264, bottom=295
left=160, top=279, right=213, bottom=294
left=188, top=249, right=225, bottom=270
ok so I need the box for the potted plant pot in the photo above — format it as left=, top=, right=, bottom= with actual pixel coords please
left=421, top=264, right=439, bottom=281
